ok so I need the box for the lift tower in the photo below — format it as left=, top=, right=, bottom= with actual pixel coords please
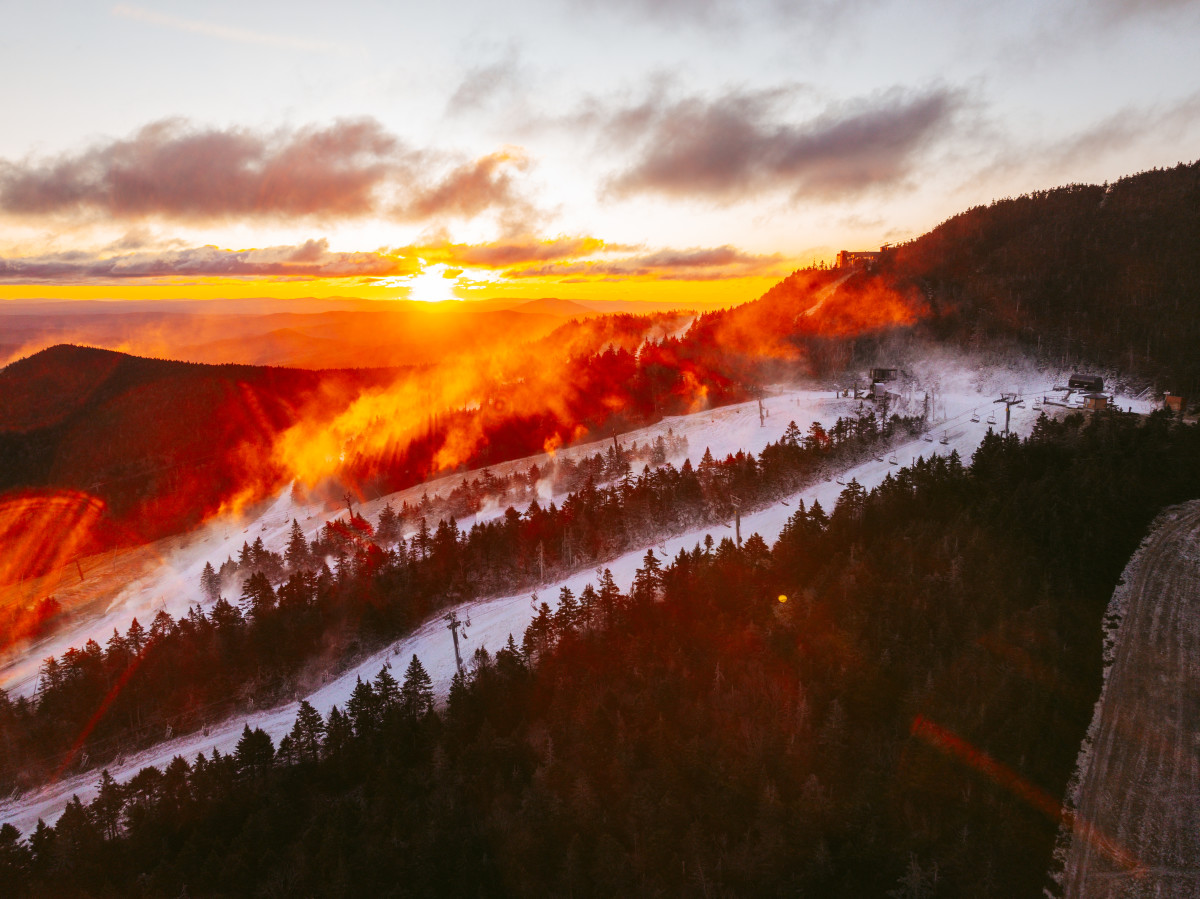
left=444, top=610, right=469, bottom=676
left=993, top=392, right=1025, bottom=436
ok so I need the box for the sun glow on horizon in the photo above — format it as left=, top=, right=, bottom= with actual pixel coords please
left=403, top=263, right=462, bottom=303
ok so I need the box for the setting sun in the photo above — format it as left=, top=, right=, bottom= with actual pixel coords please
left=405, top=264, right=461, bottom=303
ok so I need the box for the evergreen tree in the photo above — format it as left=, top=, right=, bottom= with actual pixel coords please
left=239, top=571, right=276, bottom=621
left=285, top=519, right=310, bottom=572
left=210, top=597, right=244, bottom=630
left=374, top=665, right=401, bottom=713
left=554, top=586, right=579, bottom=635
left=631, top=549, right=663, bottom=602
left=324, top=705, right=354, bottom=758
left=125, top=618, right=147, bottom=655
left=522, top=602, right=556, bottom=663
left=234, top=724, right=274, bottom=779
left=200, top=560, right=221, bottom=602
left=250, top=536, right=268, bottom=569
left=91, top=770, right=125, bottom=840
left=577, top=584, right=599, bottom=631
left=783, top=420, right=803, bottom=447
left=400, top=655, right=434, bottom=721
left=0, top=822, right=31, bottom=894
left=376, top=502, right=400, bottom=545
left=148, top=609, right=174, bottom=644
left=288, top=701, right=325, bottom=762
left=346, top=677, right=380, bottom=735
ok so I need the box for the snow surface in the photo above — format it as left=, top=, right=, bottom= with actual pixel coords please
left=0, top=350, right=1156, bottom=835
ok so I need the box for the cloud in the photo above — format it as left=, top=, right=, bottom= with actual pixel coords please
left=602, top=85, right=963, bottom=203
left=112, top=4, right=349, bottom=53
left=403, top=235, right=609, bottom=268
left=0, top=119, right=537, bottom=226
left=1090, top=0, right=1200, bottom=24
left=504, top=244, right=787, bottom=281
left=1043, top=90, right=1200, bottom=167
left=564, top=0, right=877, bottom=32
left=0, top=239, right=417, bottom=283
left=973, top=89, right=1200, bottom=188
left=401, top=149, right=536, bottom=228
left=446, top=49, right=526, bottom=114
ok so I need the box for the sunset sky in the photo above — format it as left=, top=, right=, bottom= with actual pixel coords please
left=2, top=0, right=1198, bottom=306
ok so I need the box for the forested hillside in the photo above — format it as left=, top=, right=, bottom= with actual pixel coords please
left=4, top=409, right=1199, bottom=897
left=0, top=410, right=917, bottom=794
left=0, top=347, right=402, bottom=572
left=884, top=161, right=1200, bottom=394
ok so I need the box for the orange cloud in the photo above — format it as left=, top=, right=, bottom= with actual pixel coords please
left=403, top=235, right=610, bottom=268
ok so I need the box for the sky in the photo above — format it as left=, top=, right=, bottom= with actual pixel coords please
left=1, top=0, right=1197, bottom=306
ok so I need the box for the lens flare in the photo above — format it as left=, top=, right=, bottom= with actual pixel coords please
left=910, top=714, right=1143, bottom=875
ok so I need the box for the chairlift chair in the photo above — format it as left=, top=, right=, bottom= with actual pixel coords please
left=888, top=453, right=898, bottom=465
left=940, top=431, right=949, bottom=445
left=923, top=433, right=934, bottom=442
left=986, top=411, right=997, bottom=425
left=970, top=409, right=980, bottom=423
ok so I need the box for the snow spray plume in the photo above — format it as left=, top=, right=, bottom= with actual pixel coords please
left=0, top=490, right=106, bottom=587
left=272, top=311, right=706, bottom=492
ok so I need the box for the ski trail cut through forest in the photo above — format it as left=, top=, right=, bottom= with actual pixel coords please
left=1058, top=500, right=1200, bottom=898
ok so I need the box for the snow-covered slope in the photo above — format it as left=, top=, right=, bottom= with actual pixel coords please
left=0, top=351, right=1155, bottom=834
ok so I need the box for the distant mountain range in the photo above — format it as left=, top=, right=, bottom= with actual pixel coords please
left=1, top=304, right=568, bottom=370
left=0, top=297, right=740, bottom=370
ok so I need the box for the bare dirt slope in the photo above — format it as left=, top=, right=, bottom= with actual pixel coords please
left=1061, top=500, right=1200, bottom=898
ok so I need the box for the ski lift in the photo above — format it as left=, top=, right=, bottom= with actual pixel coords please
left=1033, top=397, right=1042, bottom=410
left=835, top=476, right=847, bottom=485
left=923, top=432, right=934, bottom=442
left=939, top=431, right=949, bottom=445
left=986, top=411, right=997, bottom=425
left=888, top=453, right=898, bottom=465
left=970, top=409, right=980, bottom=423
